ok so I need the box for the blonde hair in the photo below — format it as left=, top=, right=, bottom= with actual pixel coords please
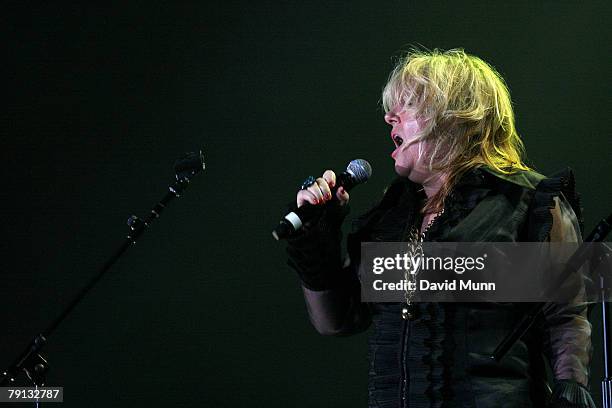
left=382, top=47, right=531, bottom=213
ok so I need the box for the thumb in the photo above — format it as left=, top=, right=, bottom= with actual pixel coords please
left=336, top=186, right=350, bottom=205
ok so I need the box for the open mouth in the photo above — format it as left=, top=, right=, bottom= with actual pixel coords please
left=393, top=135, right=404, bottom=147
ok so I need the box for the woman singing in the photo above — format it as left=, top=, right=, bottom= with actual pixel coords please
left=285, top=48, right=595, bottom=407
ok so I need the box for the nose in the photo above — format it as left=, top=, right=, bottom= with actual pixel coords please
left=384, top=111, right=399, bottom=126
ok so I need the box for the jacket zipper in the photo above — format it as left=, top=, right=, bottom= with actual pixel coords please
left=399, top=205, right=421, bottom=407
left=400, top=316, right=410, bottom=407
left=399, top=197, right=450, bottom=406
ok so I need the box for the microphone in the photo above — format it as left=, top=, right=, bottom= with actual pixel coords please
left=272, top=159, right=372, bottom=241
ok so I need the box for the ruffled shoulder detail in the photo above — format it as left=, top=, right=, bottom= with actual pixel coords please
left=527, top=167, right=584, bottom=242
left=481, top=166, right=545, bottom=190
left=550, top=380, right=596, bottom=408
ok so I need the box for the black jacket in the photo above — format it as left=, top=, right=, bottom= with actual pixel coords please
left=286, top=166, right=595, bottom=408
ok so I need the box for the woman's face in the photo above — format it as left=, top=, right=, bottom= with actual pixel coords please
left=384, top=106, right=432, bottom=184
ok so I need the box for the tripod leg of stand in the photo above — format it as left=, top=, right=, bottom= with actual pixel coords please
left=25, top=354, right=47, bottom=408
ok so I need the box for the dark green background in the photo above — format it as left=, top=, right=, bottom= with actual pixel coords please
left=4, top=2, right=611, bottom=407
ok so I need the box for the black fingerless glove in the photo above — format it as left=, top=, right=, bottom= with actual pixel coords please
left=285, top=200, right=350, bottom=291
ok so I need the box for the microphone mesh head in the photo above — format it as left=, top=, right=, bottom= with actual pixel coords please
left=346, top=159, right=372, bottom=184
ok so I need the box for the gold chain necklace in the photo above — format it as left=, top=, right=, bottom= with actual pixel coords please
left=401, top=208, right=444, bottom=320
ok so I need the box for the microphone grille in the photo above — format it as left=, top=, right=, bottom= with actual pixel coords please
left=346, top=159, right=372, bottom=184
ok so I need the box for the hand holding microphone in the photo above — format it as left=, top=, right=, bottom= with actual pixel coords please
left=273, top=159, right=372, bottom=240
left=297, top=170, right=351, bottom=208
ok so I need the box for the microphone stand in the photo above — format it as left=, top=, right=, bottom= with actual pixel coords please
left=0, top=151, right=205, bottom=406
left=491, top=213, right=612, bottom=408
